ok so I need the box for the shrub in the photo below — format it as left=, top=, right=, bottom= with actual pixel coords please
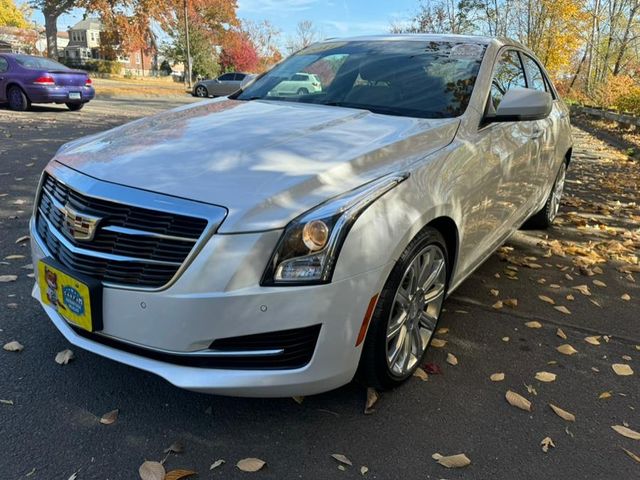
left=615, top=89, right=640, bottom=116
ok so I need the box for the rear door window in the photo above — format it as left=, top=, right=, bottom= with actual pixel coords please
left=219, top=73, right=234, bottom=81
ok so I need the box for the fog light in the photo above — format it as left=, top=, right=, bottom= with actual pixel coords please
left=302, top=220, right=329, bottom=251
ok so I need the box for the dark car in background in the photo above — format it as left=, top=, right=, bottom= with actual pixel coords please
left=0, top=54, right=95, bottom=112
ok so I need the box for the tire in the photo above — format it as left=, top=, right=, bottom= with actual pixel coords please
left=66, top=102, right=84, bottom=111
left=524, top=161, right=567, bottom=229
left=297, top=88, right=309, bottom=95
left=358, top=227, right=450, bottom=390
left=194, top=85, right=208, bottom=98
left=7, top=86, right=30, bottom=111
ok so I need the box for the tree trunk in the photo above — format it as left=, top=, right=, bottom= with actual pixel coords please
left=569, top=50, right=587, bottom=90
left=44, top=11, right=59, bottom=59
left=613, top=2, right=639, bottom=75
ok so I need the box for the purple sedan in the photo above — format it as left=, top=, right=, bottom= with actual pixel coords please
left=0, top=53, right=95, bottom=112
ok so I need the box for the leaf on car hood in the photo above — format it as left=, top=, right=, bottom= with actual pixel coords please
left=506, top=390, right=531, bottom=411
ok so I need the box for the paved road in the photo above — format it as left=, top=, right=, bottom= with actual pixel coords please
left=1, top=99, right=638, bottom=479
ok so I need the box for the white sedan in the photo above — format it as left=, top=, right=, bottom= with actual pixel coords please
left=30, top=34, right=572, bottom=397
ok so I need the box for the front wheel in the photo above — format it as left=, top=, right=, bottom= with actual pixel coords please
left=194, top=85, right=208, bottom=98
left=297, top=88, right=309, bottom=95
left=66, top=102, right=84, bottom=111
left=358, top=227, right=449, bottom=390
left=524, top=162, right=567, bottom=229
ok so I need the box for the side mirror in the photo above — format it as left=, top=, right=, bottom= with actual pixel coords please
left=487, top=88, right=552, bottom=123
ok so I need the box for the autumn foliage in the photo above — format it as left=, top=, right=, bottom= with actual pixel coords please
left=219, top=30, right=259, bottom=73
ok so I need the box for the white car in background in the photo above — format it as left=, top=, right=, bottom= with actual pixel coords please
left=31, top=34, right=572, bottom=397
left=268, top=72, right=323, bottom=96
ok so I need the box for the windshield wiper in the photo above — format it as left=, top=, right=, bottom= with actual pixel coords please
left=324, top=102, right=447, bottom=119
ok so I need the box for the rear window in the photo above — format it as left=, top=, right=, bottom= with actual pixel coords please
left=238, top=40, right=487, bottom=119
left=14, top=55, right=70, bottom=71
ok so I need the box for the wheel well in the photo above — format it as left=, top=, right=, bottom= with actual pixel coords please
left=5, top=82, right=21, bottom=96
left=565, top=147, right=572, bottom=166
left=427, top=216, right=458, bottom=278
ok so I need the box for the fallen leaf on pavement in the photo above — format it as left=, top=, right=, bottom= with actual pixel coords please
left=55, top=349, right=74, bottom=365
left=436, top=327, right=449, bottom=335
left=424, top=362, right=442, bottom=374
left=550, top=404, right=575, bottom=422
left=431, top=338, right=447, bottom=348
left=525, top=321, right=542, bottom=329
left=556, top=328, right=567, bottom=340
left=585, top=336, right=601, bottom=345
left=360, top=465, right=369, bottom=475
left=622, top=448, right=640, bottom=464
left=541, top=437, right=555, bottom=453
left=165, top=470, right=197, bottom=480
left=331, top=454, right=352, bottom=466
left=446, top=353, right=458, bottom=366
left=210, top=459, right=225, bottom=470
left=15, top=235, right=30, bottom=244
left=504, top=298, right=518, bottom=308
left=612, top=364, right=634, bottom=376
left=1, top=399, right=14, bottom=405
left=100, top=409, right=119, bottom=425
left=557, top=344, right=578, bottom=355
left=538, top=295, right=555, bottom=304
left=572, top=285, right=591, bottom=296
left=3, top=340, right=23, bottom=352
left=490, top=372, right=505, bottom=382
left=237, top=458, right=266, bottom=472
left=413, top=367, right=428, bottom=381
left=364, top=387, right=378, bottom=415
left=593, top=279, right=607, bottom=287
left=599, top=391, right=612, bottom=399
left=612, top=425, right=640, bottom=440
left=506, top=390, right=531, bottom=411
left=535, top=372, right=557, bottom=383
left=490, top=289, right=499, bottom=297
left=0, top=275, right=17, bottom=283
left=621, top=293, right=631, bottom=301
left=554, top=306, right=571, bottom=315
left=292, top=396, right=304, bottom=405
left=525, top=384, right=538, bottom=396
left=432, top=453, right=471, bottom=468
left=502, top=336, right=510, bottom=342
left=492, top=300, right=503, bottom=309
left=68, top=473, right=78, bottom=480
left=139, top=461, right=165, bottom=480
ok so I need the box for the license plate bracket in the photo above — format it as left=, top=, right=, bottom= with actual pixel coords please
left=38, top=258, right=103, bottom=332
left=68, top=92, right=81, bottom=100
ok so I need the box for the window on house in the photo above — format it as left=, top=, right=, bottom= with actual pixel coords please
left=135, top=53, right=141, bottom=64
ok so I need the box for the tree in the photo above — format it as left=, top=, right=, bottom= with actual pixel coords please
left=162, top=20, right=219, bottom=79
left=285, top=20, right=319, bottom=54
left=0, top=0, right=30, bottom=28
left=242, top=19, right=282, bottom=70
left=31, top=0, right=77, bottom=58
left=219, top=29, right=259, bottom=72
left=391, top=0, right=480, bottom=34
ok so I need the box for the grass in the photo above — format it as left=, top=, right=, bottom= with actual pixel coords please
left=92, top=76, right=192, bottom=98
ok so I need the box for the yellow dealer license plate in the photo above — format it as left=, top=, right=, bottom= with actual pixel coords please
left=38, top=259, right=102, bottom=332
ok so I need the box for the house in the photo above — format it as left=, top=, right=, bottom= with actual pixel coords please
left=0, top=26, right=39, bottom=53
left=63, top=17, right=158, bottom=75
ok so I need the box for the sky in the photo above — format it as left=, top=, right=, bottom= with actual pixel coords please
left=26, top=0, right=418, bottom=44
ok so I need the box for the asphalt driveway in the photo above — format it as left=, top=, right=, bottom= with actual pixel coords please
left=1, top=98, right=638, bottom=479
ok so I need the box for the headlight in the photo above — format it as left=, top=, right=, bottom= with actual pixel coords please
left=261, top=173, right=409, bottom=286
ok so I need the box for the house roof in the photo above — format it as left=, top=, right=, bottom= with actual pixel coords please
left=70, top=18, right=103, bottom=31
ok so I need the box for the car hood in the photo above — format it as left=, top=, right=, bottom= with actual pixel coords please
left=54, top=99, right=459, bottom=233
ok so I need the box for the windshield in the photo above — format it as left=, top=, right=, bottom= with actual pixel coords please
left=14, top=55, right=71, bottom=71
left=237, top=40, right=487, bottom=119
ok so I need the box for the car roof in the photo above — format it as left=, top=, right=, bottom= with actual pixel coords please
left=319, top=33, right=525, bottom=50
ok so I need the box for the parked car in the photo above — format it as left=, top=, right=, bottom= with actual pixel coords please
left=192, top=72, right=256, bottom=97
left=31, top=34, right=571, bottom=397
left=0, top=53, right=94, bottom=111
left=267, top=72, right=323, bottom=96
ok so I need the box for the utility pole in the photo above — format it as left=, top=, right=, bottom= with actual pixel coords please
left=184, top=0, right=192, bottom=90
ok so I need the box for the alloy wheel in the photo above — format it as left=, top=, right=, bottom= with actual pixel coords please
left=385, top=244, right=447, bottom=377
left=196, top=86, right=207, bottom=97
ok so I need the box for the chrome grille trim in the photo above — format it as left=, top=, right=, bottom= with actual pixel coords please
left=35, top=162, right=228, bottom=291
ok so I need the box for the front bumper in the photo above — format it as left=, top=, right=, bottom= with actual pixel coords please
left=25, top=85, right=95, bottom=104
left=30, top=216, right=388, bottom=397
